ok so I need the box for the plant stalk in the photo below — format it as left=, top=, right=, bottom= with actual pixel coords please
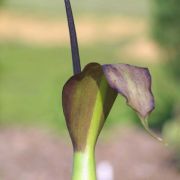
left=72, top=149, right=96, bottom=180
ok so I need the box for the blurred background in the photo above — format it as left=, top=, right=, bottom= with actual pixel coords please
left=0, top=0, right=180, bottom=179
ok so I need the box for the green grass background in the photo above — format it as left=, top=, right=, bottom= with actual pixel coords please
left=0, top=42, right=137, bottom=132
left=1, top=42, right=179, bottom=133
left=0, top=0, right=179, bottom=133
left=4, top=0, right=150, bottom=16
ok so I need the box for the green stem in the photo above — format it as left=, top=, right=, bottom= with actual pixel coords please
left=72, top=149, right=96, bottom=180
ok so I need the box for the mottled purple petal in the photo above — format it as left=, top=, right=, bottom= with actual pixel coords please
left=102, top=64, right=163, bottom=141
left=102, top=64, right=154, bottom=119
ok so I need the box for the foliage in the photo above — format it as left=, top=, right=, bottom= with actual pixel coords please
left=0, top=0, right=4, bottom=6
left=152, top=0, right=180, bottom=49
left=163, top=115, right=180, bottom=169
left=163, top=117, right=180, bottom=151
left=152, top=0, right=180, bottom=79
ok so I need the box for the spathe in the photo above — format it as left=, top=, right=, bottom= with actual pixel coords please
left=62, top=62, right=161, bottom=152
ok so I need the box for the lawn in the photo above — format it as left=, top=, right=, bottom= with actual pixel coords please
left=0, top=42, right=134, bottom=133
left=0, top=0, right=179, bottom=133
left=1, top=41, right=179, bottom=133
left=4, top=0, right=150, bottom=17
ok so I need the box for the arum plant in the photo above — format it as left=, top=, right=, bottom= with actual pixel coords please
left=62, top=0, right=162, bottom=179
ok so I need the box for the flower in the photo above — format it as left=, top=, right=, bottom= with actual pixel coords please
left=62, top=0, right=161, bottom=152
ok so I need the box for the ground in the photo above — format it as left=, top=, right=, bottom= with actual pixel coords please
left=0, top=127, right=179, bottom=180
